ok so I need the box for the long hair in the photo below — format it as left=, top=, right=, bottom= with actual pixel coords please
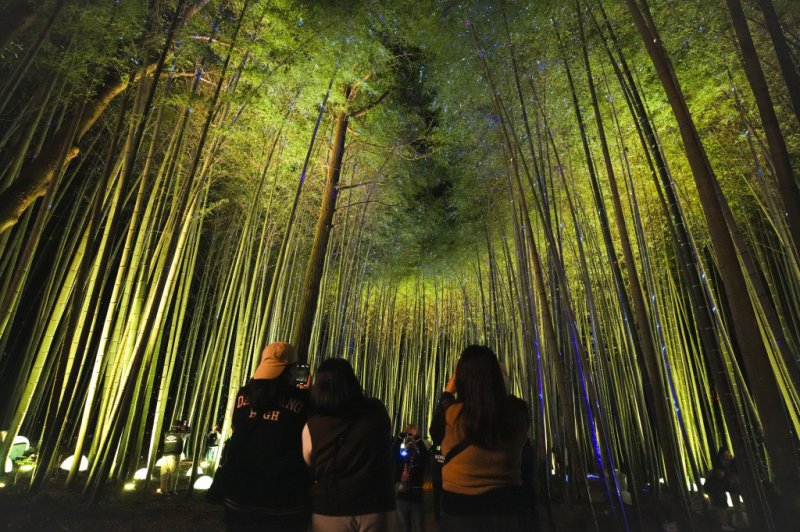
left=311, top=358, right=365, bottom=416
left=454, top=345, right=521, bottom=447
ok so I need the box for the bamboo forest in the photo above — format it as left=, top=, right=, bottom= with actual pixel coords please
left=0, top=0, right=799, bottom=530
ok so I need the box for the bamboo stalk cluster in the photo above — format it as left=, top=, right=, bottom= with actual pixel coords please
left=0, top=1, right=798, bottom=529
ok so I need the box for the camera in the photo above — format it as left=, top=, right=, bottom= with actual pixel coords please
left=399, top=435, right=418, bottom=459
left=295, top=364, right=310, bottom=385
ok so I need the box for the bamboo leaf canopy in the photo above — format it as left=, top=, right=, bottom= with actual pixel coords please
left=0, top=0, right=798, bottom=528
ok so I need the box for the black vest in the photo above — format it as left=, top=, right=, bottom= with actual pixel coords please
left=307, top=398, right=395, bottom=516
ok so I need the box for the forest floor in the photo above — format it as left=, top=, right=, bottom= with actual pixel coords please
left=0, top=482, right=740, bottom=532
left=0, top=485, right=222, bottom=532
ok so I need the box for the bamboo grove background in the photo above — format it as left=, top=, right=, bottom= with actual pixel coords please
left=0, top=0, right=798, bottom=529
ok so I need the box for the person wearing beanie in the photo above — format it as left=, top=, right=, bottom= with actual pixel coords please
left=221, top=342, right=311, bottom=532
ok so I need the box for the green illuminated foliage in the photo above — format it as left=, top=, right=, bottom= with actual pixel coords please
left=0, top=1, right=797, bottom=526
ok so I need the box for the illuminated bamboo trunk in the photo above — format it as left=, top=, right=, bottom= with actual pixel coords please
left=725, top=0, right=800, bottom=265
left=624, top=0, right=799, bottom=525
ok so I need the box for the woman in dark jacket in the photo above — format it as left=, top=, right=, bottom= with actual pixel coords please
left=302, top=358, right=395, bottom=531
left=430, top=345, right=531, bottom=532
left=222, top=342, right=310, bottom=532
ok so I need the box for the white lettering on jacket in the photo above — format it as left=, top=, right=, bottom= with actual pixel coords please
left=236, top=394, right=302, bottom=421
left=283, top=398, right=303, bottom=414
left=236, top=395, right=250, bottom=409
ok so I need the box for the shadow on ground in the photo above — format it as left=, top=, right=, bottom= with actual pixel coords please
left=0, top=484, right=742, bottom=532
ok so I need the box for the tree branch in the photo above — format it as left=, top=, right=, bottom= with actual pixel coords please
left=337, top=180, right=385, bottom=191
left=351, top=89, right=391, bottom=118
left=335, top=199, right=398, bottom=211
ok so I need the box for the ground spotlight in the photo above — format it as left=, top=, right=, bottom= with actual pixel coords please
left=185, top=466, right=203, bottom=477
left=193, top=475, right=213, bottom=490
left=10, top=436, right=30, bottom=457
left=60, top=455, right=89, bottom=472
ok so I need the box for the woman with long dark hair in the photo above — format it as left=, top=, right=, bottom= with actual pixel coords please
left=302, top=358, right=395, bottom=531
left=430, top=345, right=531, bottom=531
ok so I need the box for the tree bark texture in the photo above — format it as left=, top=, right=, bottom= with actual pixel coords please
left=0, top=0, right=205, bottom=235
left=0, top=74, right=132, bottom=234
left=293, top=97, right=350, bottom=362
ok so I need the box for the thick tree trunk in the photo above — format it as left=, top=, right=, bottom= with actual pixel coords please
left=0, top=70, right=142, bottom=234
left=257, top=76, right=335, bottom=355
left=0, top=141, right=80, bottom=234
left=293, top=96, right=350, bottom=362
left=624, top=0, right=800, bottom=522
left=0, top=0, right=207, bottom=235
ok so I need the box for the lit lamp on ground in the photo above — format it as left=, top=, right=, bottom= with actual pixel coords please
left=13, top=461, right=36, bottom=484
left=185, top=466, right=203, bottom=477
left=59, top=455, right=89, bottom=472
left=193, top=475, right=213, bottom=490
left=4, top=435, right=35, bottom=480
left=2, top=434, right=31, bottom=471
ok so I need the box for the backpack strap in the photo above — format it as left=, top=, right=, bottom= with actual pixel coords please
left=442, top=439, right=471, bottom=466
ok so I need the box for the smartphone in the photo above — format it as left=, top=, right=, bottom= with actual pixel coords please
left=295, top=364, right=310, bottom=385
